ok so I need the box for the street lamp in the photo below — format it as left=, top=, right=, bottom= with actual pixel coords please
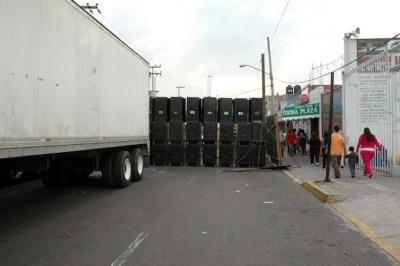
left=176, top=86, right=185, bottom=97
left=207, top=76, right=213, bottom=97
left=239, top=64, right=271, bottom=75
left=239, top=64, right=275, bottom=115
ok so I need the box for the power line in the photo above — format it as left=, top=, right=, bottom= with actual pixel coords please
left=97, top=13, right=153, bottom=62
left=281, top=33, right=400, bottom=85
left=270, top=0, right=290, bottom=41
left=238, top=33, right=400, bottom=100
left=228, top=88, right=261, bottom=97
left=282, top=32, right=400, bottom=101
left=160, top=67, right=207, bottom=96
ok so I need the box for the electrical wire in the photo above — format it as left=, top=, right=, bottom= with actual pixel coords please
left=281, top=32, right=400, bottom=102
left=236, top=33, right=400, bottom=100
left=85, top=6, right=400, bottom=100
left=228, top=88, right=261, bottom=97
left=290, top=33, right=399, bottom=84
left=97, top=13, right=153, bottom=62
left=270, top=0, right=290, bottom=41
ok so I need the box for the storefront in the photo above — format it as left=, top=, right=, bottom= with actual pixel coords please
left=280, top=102, right=320, bottom=137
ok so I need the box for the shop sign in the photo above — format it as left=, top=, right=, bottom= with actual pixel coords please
left=282, top=103, right=319, bottom=119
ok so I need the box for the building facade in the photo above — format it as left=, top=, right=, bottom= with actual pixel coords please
left=343, top=37, right=400, bottom=176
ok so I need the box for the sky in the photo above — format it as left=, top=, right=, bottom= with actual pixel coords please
left=76, top=0, right=400, bottom=98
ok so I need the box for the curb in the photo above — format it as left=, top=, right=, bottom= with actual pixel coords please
left=282, top=170, right=302, bottom=184
left=282, top=170, right=335, bottom=203
left=282, top=170, right=400, bottom=263
left=301, top=181, right=336, bottom=203
left=332, top=203, right=400, bottom=262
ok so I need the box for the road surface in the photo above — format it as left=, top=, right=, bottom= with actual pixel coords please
left=0, top=167, right=396, bottom=265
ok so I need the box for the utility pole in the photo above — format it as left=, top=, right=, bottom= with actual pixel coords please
left=149, top=65, right=161, bottom=97
left=324, top=72, right=335, bottom=183
left=207, top=75, right=213, bottom=97
left=267, top=37, right=275, bottom=115
left=261, top=54, right=266, bottom=121
left=80, top=3, right=101, bottom=14
left=176, top=86, right=185, bottom=97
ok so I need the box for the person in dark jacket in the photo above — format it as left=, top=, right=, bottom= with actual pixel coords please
left=345, top=146, right=359, bottom=178
left=308, top=133, right=321, bottom=165
left=292, top=128, right=298, bottom=154
left=321, top=132, right=329, bottom=168
left=298, top=129, right=308, bottom=155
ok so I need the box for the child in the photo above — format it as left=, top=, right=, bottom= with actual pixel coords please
left=345, top=146, right=359, bottom=178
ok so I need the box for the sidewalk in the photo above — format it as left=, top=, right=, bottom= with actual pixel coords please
left=283, top=153, right=400, bottom=256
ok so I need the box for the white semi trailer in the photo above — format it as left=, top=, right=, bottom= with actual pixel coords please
left=0, top=0, right=150, bottom=187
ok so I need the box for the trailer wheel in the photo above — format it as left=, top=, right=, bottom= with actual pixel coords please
left=100, top=152, right=115, bottom=187
left=112, top=151, right=132, bottom=188
left=40, top=157, right=71, bottom=186
left=131, top=148, right=144, bottom=182
left=40, top=171, right=56, bottom=186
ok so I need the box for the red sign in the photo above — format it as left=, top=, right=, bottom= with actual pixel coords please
left=299, top=94, right=309, bottom=103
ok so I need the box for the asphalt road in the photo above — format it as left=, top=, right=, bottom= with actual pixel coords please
left=0, top=167, right=396, bottom=266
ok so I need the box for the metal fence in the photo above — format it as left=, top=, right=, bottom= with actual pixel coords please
left=266, top=114, right=283, bottom=166
left=343, top=43, right=400, bottom=176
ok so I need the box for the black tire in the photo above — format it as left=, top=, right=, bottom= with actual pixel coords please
left=100, top=152, right=115, bottom=187
left=131, top=148, right=144, bottom=182
left=40, top=158, right=64, bottom=187
left=40, top=164, right=70, bottom=187
left=0, top=171, right=15, bottom=186
left=40, top=170, right=57, bottom=187
left=112, top=151, right=132, bottom=188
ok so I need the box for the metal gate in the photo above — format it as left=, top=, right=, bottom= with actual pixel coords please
left=266, top=114, right=283, bottom=166
left=343, top=43, right=400, bottom=176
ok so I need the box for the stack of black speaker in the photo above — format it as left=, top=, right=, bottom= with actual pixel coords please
left=234, top=98, right=267, bottom=167
left=234, top=98, right=250, bottom=167
left=168, top=97, right=186, bottom=166
left=250, top=98, right=267, bottom=167
left=186, top=97, right=202, bottom=166
left=202, top=97, right=218, bottom=166
left=219, top=98, right=234, bottom=167
left=150, top=96, right=266, bottom=167
left=150, top=97, right=169, bottom=165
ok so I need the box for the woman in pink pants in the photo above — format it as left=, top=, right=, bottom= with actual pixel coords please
left=355, top=128, right=382, bottom=178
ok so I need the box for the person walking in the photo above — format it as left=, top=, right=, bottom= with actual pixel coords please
left=321, top=132, right=329, bottom=168
left=308, top=133, right=321, bottom=166
left=355, top=127, right=382, bottom=178
left=280, top=130, right=286, bottom=158
left=292, top=129, right=298, bottom=154
left=345, top=146, right=359, bottom=178
left=330, top=125, right=346, bottom=178
left=298, top=129, right=308, bottom=155
left=286, top=129, right=297, bottom=157
left=339, top=130, right=345, bottom=169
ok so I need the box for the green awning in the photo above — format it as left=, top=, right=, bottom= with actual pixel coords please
left=280, top=103, right=320, bottom=121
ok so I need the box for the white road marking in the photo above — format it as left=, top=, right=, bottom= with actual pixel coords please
left=264, top=201, right=274, bottom=204
left=201, top=231, right=208, bottom=234
left=188, top=176, right=197, bottom=185
left=110, top=232, right=149, bottom=266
